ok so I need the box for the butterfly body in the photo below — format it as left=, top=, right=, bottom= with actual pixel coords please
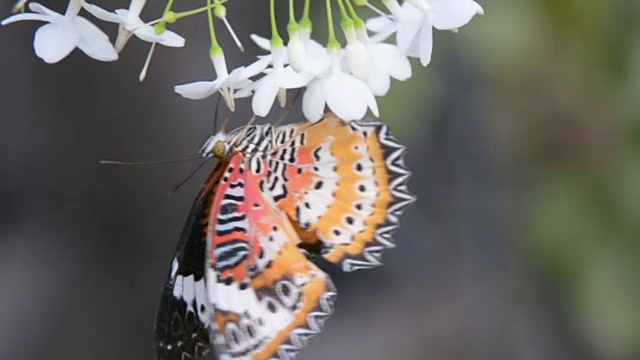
left=155, top=114, right=414, bottom=359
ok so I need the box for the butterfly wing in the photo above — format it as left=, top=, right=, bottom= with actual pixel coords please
left=268, top=114, right=415, bottom=271
left=155, top=159, right=230, bottom=360
left=206, top=153, right=337, bottom=360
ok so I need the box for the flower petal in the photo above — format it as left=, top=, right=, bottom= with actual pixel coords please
left=174, top=81, right=219, bottom=99
left=346, top=41, right=371, bottom=80
left=28, top=2, right=61, bottom=17
left=1, top=12, right=51, bottom=25
left=302, top=79, right=329, bottom=122
left=252, top=77, right=280, bottom=117
left=418, top=18, right=433, bottom=66
left=371, top=43, right=412, bottom=81
left=367, top=68, right=391, bottom=96
left=225, top=67, right=253, bottom=89
left=396, top=13, right=422, bottom=52
left=132, top=25, right=166, bottom=43
left=429, top=0, right=484, bottom=30
left=406, top=36, right=421, bottom=58
left=306, top=39, right=328, bottom=57
left=369, top=22, right=398, bottom=44
left=74, top=17, right=118, bottom=61
left=365, top=84, right=379, bottom=117
left=278, top=67, right=313, bottom=89
left=33, top=22, right=79, bottom=63
left=250, top=34, right=271, bottom=51
left=235, top=82, right=255, bottom=98
left=156, top=29, right=185, bottom=47
left=326, top=75, right=368, bottom=121
left=129, top=0, right=147, bottom=16
left=82, top=3, right=122, bottom=23
left=242, top=56, right=272, bottom=79
left=366, top=15, right=394, bottom=33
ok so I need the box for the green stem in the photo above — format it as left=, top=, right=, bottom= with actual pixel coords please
left=163, top=0, right=174, bottom=15
left=173, top=5, right=213, bottom=19
left=166, top=0, right=230, bottom=22
left=325, top=0, right=339, bottom=48
left=300, top=0, right=312, bottom=30
left=270, top=0, right=283, bottom=46
left=335, top=0, right=353, bottom=29
left=207, top=0, right=221, bottom=52
left=289, top=0, right=296, bottom=22
left=288, top=0, right=299, bottom=34
left=345, top=0, right=364, bottom=28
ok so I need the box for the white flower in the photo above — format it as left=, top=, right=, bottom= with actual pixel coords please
left=82, top=0, right=184, bottom=52
left=250, top=34, right=272, bottom=53
left=287, top=31, right=306, bottom=73
left=238, top=35, right=330, bottom=117
left=247, top=45, right=314, bottom=117
left=368, top=0, right=483, bottom=66
left=2, top=0, right=118, bottom=63
left=343, top=25, right=371, bottom=81
left=249, top=34, right=330, bottom=76
left=303, top=48, right=379, bottom=122
left=357, top=27, right=411, bottom=96
left=297, top=39, right=332, bottom=79
left=174, top=52, right=256, bottom=111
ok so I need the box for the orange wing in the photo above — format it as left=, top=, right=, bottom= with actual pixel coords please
left=269, top=113, right=415, bottom=271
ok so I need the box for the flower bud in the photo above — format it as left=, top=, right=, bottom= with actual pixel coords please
left=346, top=41, right=370, bottom=80
left=214, top=4, right=227, bottom=19
left=287, top=32, right=307, bottom=73
left=210, top=51, right=229, bottom=78
left=343, top=26, right=371, bottom=80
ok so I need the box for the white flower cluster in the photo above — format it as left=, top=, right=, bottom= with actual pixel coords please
left=3, top=0, right=483, bottom=122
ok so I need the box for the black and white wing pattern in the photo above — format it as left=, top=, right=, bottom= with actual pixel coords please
left=155, top=161, right=228, bottom=360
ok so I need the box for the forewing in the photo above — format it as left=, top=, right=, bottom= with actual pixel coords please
left=268, top=114, right=415, bottom=271
left=155, top=159, right=229, bottom=360
left=206, top=153, right=337, bottom=360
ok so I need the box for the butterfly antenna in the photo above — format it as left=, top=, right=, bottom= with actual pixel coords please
left=99, top=156, right=202, bottom=166
left=166, top=158, right=212, bottom=196
left=274, top=88, right=302, bottom=127
left=213, top=94, right=222, bottom=133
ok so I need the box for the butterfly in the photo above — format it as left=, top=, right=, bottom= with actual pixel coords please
left=154, top=113, right=415, bottom=359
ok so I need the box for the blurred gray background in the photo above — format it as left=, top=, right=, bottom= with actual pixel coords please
left=1, top=0, right=638, bottom=359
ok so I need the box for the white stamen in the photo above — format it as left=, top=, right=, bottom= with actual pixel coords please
left=222, top=17, right=245, bottom=52
left=220, top=88, right=236, bottom=111
left=11, top=0, right=27, bottom=13
left=115, top=18, right=165, bottom=52
left=277, top=88, right=287, bottom=108
left=139, top=42, right=157, bottom=82
left=115, top=27, right=134, bottom=52
left=366, top=3, right=389, bottom=18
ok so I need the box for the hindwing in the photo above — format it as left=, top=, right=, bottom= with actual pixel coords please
left=267, top=114, right=415, bottom=271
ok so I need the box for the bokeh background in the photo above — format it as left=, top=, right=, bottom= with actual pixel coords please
left=1, top=0, right=638, bottom=359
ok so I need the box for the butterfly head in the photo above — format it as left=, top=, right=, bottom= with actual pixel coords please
left=200, top=132, right=230, bottom=160
left=212, top=140, right=227, bottom=159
